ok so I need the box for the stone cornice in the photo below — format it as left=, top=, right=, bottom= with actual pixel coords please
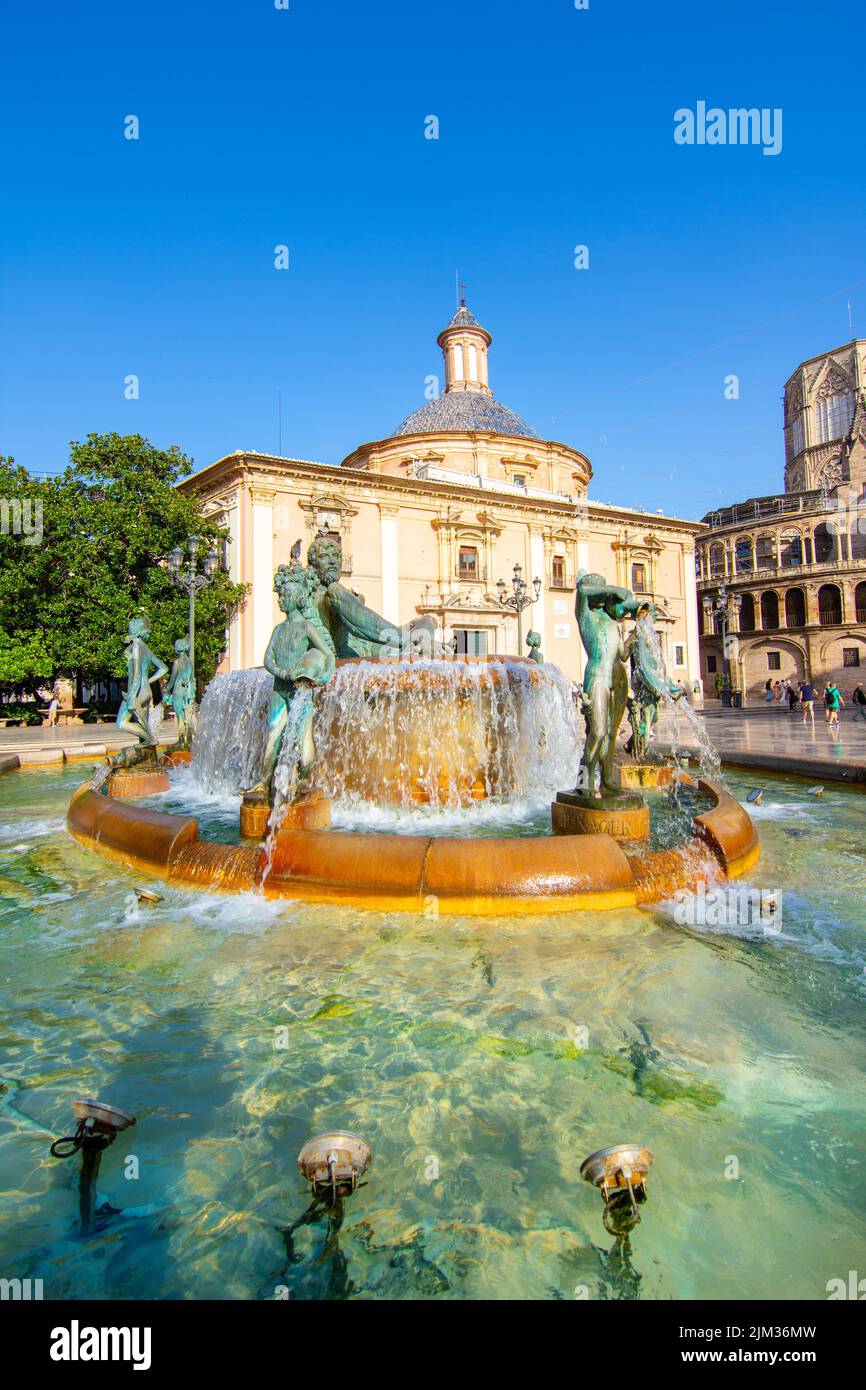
left=178, top=451, right=704, bottom=535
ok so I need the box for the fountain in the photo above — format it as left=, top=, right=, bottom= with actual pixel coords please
left=66, top=554, right=759, bottom=915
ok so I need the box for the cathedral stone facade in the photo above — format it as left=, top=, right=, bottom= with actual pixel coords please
left=181, top=302, right=703, bottom=686
left=697, top=339, right=866, bottom=701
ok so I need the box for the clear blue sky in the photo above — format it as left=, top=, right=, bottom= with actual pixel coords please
left=2, top=0, right=864, bottom=521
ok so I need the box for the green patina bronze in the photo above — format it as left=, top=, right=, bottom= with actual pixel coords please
left=307, top=531, right=437, bottom=659
left=244, top=564, right=335, bottom=803
left=573, top=570, right=647, bottom=799
left=626, top=611, right=684, bottom=762
left=163, top=638, right=196, bottom=743
left=526, top=630, right=543, bottom=662
left=115, top=616, right=168, bottom=747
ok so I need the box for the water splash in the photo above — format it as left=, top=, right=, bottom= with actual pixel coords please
left=262, top=686, right=315, bottom=880
left=635, top=616, right=722, bottom=781
left=192, top=668, right=273, bottom=793
left=191, top=659, right=581, bottom=810
left=314, top=659, right=580, bottom=809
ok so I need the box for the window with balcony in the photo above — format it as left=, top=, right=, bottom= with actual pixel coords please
left=785, top=587, right=806, bottom=627
left=779, top=531, right=803, bottom=568
left=735, top=538, right=754, bottom=573
left=756, top=536, right=777, bottom=571
left=551, top=555, right=567, bottom=588
left=818, top=583, right=842, bottom=625
left=458, top=546, right=479, bottom=581
left=631, top=562, right=647, bottom=592
left=855, top=582, right=866, bottom=623
left=761, top=591, right=780, bottom=630
left=709, top=544, right=725, bottom=577
left=814, top=523, right=838, bottom=565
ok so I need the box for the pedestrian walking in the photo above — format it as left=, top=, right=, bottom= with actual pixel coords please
left=765, top=679, right=773, bottom=704
left=824, top=682, right=844, bottom=726
left=852, top=683, right=866, bottom=723
left=800, top=680, right=815, bottom=723
left=787, top=680, right=798, bottom=712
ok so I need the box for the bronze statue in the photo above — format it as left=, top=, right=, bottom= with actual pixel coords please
left=573, top=571, right=647, bottom=797
left=307, top=531, right=437, bottom=659
left=163, top=638, right=196, bottom=744
left=625, top=610, right=683, bottom=761
left=115, top=616, right=168, bottom=747
left=244, top=564, right=335, bottom=803
left=526, top=630, right=543, bottom=662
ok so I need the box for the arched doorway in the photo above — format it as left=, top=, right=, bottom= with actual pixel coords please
left=856, top=581, right=866, bottom=623
left=785, top=587, right=806, bottom=627
left=739, top=593, right=756, bottom=631
left=760, top=591, right=780, bottom=630
left=814, top=523, right=838, bottom=565
left=818, top=584, right=842, bottom=625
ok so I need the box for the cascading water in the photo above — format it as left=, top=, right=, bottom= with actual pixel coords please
left=192, top=668, right=273, bottom=794
left=314, top=659, right=580, bottom=808
left=191, top=658, right=581, bottom=810
left=262, top=686, right=315, bottom=878
left=635, top=616, right=722, bottom=781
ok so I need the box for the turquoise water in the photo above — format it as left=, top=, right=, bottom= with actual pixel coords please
left=0, top=763, right=864, bottom=1300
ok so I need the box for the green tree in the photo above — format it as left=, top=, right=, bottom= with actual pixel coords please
left=0, top=434, right=247, bottom=699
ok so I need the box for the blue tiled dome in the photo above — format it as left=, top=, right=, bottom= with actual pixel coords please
left=393, top=392, right=539, bottom=439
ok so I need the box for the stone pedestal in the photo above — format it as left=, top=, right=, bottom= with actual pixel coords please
left=552, top=788, right=650, bottom=842
left=108, top=765, right=170, bottom=798
left=614, top=761, right=675, bottom=791
left=240, top=789, right=331, bottom=840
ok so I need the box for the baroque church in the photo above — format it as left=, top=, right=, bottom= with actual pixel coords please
left=181, top=301, right=703, bottom=686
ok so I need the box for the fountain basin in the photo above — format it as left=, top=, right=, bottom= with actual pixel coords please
left=66, top=774, right=759, bottom=915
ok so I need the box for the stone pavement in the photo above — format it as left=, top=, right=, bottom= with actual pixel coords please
left=661, top=702, right=866, bottom=785
left=0, top=720, right=178, bottom=770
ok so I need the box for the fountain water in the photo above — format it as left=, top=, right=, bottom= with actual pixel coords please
left=192, top=668, right=272, bottom=794
left=634, top=616, right=721, bottom=781
left=193, top=657, right=581, bottom=812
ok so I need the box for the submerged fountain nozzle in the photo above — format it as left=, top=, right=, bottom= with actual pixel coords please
left=581, top=1143, right=653, bottom=1235
left=298, top=1131, right=371, bottom=1202
left=50, top=1099, right=136, bottom=1159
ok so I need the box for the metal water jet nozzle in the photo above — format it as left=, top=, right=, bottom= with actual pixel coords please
left=298, top=1131, right=371, bottom=1202
left=50, top=1099, right=136, bottom=1159
left=581, top=1143, right=653, bottom=1234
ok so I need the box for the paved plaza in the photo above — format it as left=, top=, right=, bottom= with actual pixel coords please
left=658, top=701, right=866, bottom=783
left=0, top=719, right=178, bottom=769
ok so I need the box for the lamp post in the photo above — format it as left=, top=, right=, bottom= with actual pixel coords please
left=496, top=563, right=542, bottom=655
left=167, top=535, right=220, bottom=698
left=702, top=582, right=742, bottom=707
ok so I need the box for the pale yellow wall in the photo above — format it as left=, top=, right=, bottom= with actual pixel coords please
left=193, top=454, right=703, bottom=684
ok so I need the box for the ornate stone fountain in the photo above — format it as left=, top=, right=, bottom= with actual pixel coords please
left=67, top=549, right=759, bottom=915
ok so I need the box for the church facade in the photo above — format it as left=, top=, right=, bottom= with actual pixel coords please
left=181, top=302, right=704, bottom=686
left=696, top=338, right=866, bottom=700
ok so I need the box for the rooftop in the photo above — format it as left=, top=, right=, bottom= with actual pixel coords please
left=392, top=391, right=539, bottom=439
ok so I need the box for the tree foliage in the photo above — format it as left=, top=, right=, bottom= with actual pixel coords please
left=0, top=434, right=247, bottom=693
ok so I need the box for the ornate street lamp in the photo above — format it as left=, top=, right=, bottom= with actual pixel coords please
left=702, top=582, right=742, bottom=707
left=167, top=534, right=220, bottom=698
left=496, top=563, right=542, bottom=655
